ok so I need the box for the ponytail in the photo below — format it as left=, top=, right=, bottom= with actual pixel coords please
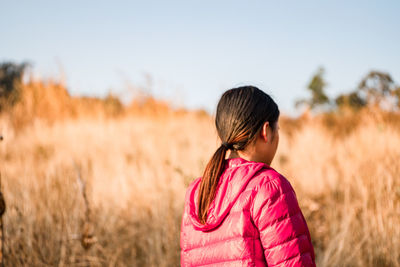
left=197, top=85, right=280, bottom=225
left=197, top=144, right=228, bottom=224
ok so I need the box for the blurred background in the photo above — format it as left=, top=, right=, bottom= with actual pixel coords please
left=1, top=1, right=399, bottom=266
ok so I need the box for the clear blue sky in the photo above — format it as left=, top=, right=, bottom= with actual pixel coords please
left=1, top=0, right=399, bottom=115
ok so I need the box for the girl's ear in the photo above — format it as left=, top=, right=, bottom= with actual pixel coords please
left=260, top=121, right=269, bottom=143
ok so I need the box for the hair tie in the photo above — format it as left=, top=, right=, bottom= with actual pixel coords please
left=221, top=142, right=233, bottom=150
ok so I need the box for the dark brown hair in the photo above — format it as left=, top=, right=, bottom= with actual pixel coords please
left=197, top=86, right=280, bottom=224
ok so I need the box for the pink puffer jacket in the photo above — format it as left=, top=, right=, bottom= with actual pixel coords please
left=180, top=157, right=315, bottom=266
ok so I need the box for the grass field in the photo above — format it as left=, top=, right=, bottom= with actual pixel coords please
left=0, top=81, right=399, bottom=266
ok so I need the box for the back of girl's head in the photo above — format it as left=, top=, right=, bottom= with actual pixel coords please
left=198, top=85, right=280, bottom=224
left=216, top=86, right=280, bottom=150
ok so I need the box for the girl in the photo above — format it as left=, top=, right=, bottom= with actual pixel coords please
left=180, top=86, right=315, bottom=266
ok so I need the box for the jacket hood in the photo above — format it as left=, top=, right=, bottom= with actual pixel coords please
left=187, top=157, right=267, bottom=232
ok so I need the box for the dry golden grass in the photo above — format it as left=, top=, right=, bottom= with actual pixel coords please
left=276, top=112, right=400, bottom=266
left=0, top=81, right=399, bottom=266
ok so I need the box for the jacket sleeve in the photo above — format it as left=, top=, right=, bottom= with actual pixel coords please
left=251, top=175, right=316, bottom=267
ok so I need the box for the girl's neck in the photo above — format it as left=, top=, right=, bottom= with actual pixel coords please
left=226, top=149, right=272, bottom=166
left=227, top=150, right=253, bottom=162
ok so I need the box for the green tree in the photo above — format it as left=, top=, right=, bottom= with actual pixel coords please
left=308, top=67, right=329, bottom=107
left=296, top=67, right=330, bottom=110
left=335, top=91, right=366, bottom=110
left=335, top=70, right=399, bottom=111
left=0, top=61, right=29, bottom=109
left=358, top=70, right=396, bottom=107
